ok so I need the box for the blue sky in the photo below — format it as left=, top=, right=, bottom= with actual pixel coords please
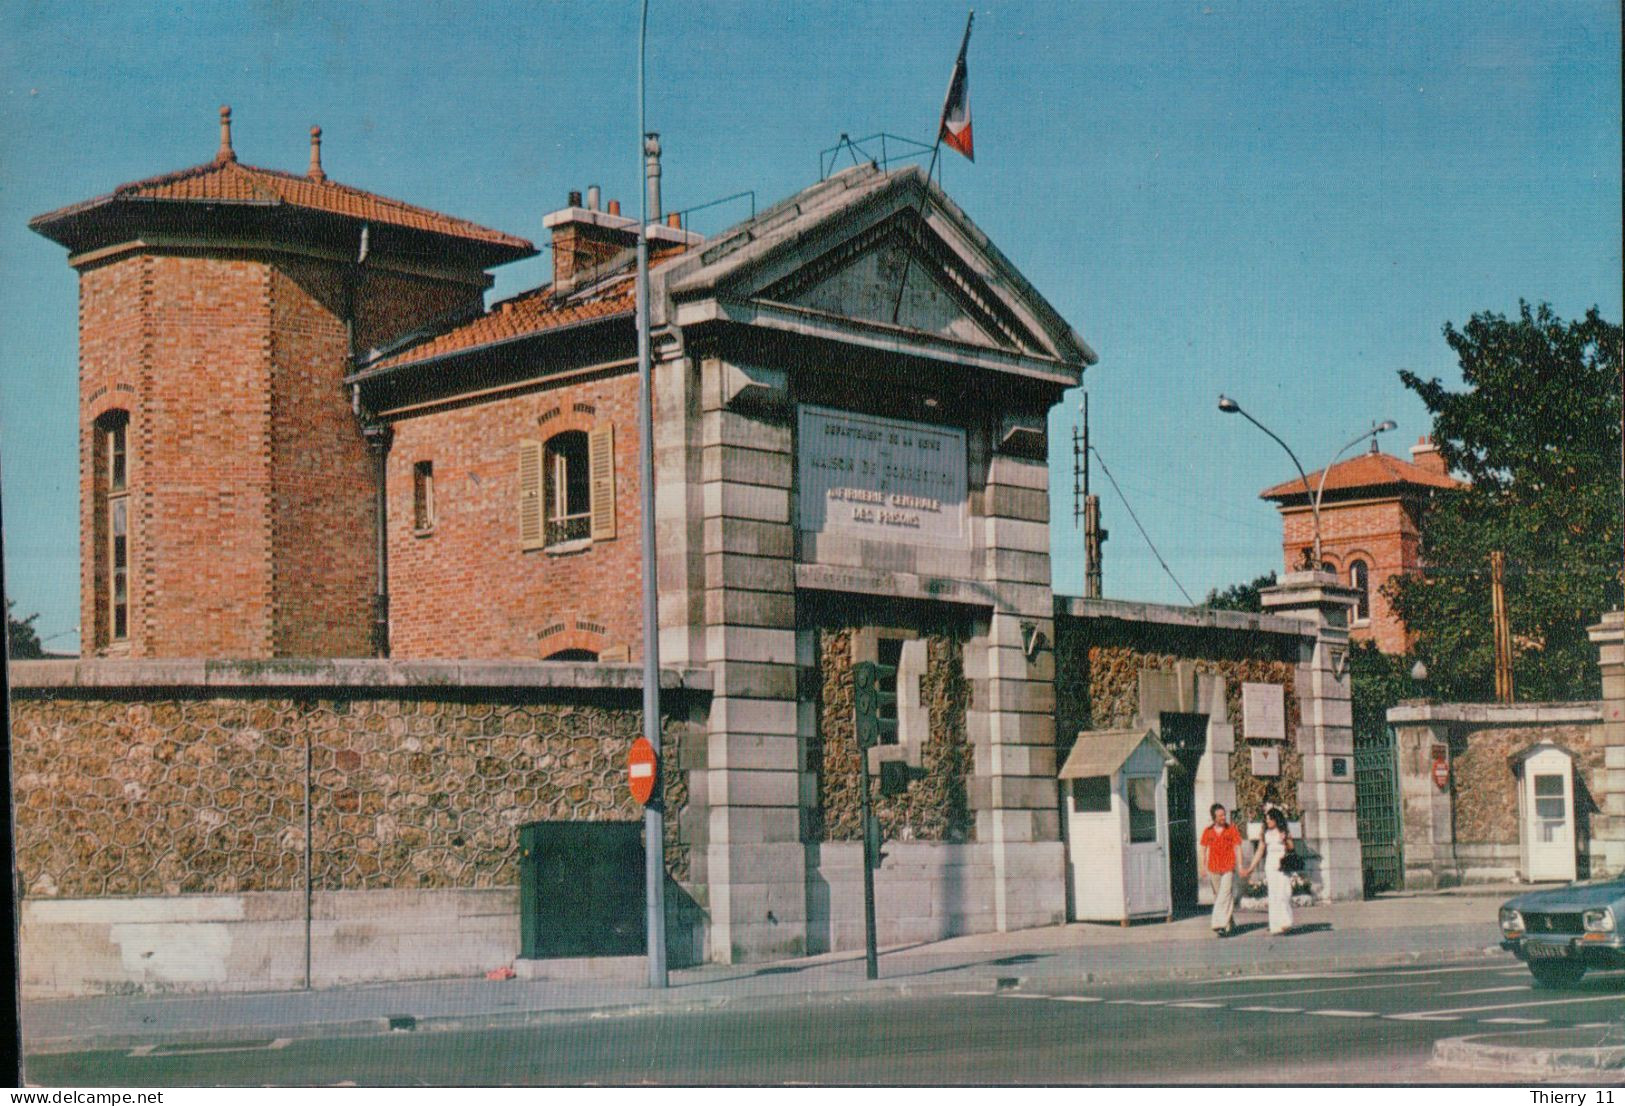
left=1, top=1, right=1619, bottom=651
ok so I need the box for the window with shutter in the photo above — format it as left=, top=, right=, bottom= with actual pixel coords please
left=519, top=439, right=543, bottom=550
left=588, top=423, right=616, bottom=541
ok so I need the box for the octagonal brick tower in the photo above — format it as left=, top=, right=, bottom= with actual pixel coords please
left=30, top=109, right=535, bottom=658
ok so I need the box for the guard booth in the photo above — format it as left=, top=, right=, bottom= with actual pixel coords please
left=1060, top=728, right=1174, bottom=925
left=1512, top=744, right=1579, bottom=883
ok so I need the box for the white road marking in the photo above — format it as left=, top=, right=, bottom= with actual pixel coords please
left=1203, top=964, right=1491, bottom=986
left=1310, top=1009, right=1379, bottom=1018
left=1106, top=998, right=1168, bottom=1005
left=1574, top=1022, right=1616, bottom=1029
left=1443, top=985, right=1531, bottom=996
left=950, top=990, right=990, bottom=996
left=1053, top=996, right=1103, bottom=1003
left=1481, top=1017, right=1546, bottom=1025
left=1167, top=1001, right=1226, bottom=1009
left=127, top=1045, right=156, bottom=1057
left=1234, top=1005, right=1302, bottom=1013
left=1003, top=994, right=1053, bottom=1000
left=1384, top=1014, right=1462, bottom=1022
left=1391, top=994, right=1625, bottom=1020
left=1193, top=980, right=1437, bottom=1003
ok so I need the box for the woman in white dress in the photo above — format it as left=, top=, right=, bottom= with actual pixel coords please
left=1242, top=807, right=1295, bottom=935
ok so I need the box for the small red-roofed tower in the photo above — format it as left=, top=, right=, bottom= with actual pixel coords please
left=1260, top=438, right=1465, bottom=653
left=30, top=108, right=535, bottom=658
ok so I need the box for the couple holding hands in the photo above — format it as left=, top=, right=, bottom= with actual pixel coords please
left=1199, top=804, right=1297, bottom=937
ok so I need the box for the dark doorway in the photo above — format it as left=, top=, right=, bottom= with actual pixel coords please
left=519, top=821, right=645, bottom=958
left=1160, top=712, right=1208, bottom=910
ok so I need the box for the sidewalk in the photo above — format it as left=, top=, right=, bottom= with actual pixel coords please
left=22, top=885, right=1518, bottom=1057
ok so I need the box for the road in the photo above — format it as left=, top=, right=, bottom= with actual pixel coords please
left=25, top=959, right=1625, bottom=1086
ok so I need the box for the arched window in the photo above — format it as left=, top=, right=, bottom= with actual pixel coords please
left=94, top=410, right=132, bottom=646
left=1349, top=559, right=1371, bottom=622
left=545, top=648, right=599, bottom=662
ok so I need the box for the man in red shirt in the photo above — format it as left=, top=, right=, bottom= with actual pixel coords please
left=1200, top=803, right=1244, bottom=936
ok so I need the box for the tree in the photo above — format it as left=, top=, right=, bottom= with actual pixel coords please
left=7, top=599, right=44, bottom=659
left=1203, top=571, right=1278, bottom=613
left=1388, top=302, right=1622, bottom=702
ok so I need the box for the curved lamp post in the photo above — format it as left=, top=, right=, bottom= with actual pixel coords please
left=1217, top=395, right=1396, bottom=567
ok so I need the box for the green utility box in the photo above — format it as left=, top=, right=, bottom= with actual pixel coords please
left=518, top=821, right=646, bottom=959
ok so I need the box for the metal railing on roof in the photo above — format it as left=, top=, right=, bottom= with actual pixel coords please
left=819, top=133, right=937, bottom=181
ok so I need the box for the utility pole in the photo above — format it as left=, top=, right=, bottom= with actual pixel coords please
left=1076, top=394, right=1103, bottom=598
left=1490, top=550, right=1514, bottom=704
left=635, top=0, right=667, bottom=989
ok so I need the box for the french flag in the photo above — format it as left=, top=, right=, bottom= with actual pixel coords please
left=938, top=13, right=974, bottom=161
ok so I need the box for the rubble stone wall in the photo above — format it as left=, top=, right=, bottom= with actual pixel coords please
left=11, top=663, right=705, bottom=901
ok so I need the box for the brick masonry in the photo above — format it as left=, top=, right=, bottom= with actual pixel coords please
left=386, top=371, right=644, bottom=660
left=1277, top=496, right=1422, bottom=654
left=75, top=248, right=482, bottom=659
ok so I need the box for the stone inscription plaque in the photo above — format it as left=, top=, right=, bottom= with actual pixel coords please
left=797, top=404, right=967, bottom=547
left=1242, top=681, right=1286, bottom=740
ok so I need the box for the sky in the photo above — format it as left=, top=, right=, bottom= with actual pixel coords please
left=0, top=0, right=1619, bottom=652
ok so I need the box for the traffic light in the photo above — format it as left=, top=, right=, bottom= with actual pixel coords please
left=853, top=660, right=897, bottom=749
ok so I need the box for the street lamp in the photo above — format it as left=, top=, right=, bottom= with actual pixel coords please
left=1217, top=394, right=1396, bottom=568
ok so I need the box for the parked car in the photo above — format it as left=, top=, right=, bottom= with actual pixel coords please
left=1499, top=879, right=1625, bottom=986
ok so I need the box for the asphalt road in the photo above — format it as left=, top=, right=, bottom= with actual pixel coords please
left=25, top=960, right=1625, bottom=1086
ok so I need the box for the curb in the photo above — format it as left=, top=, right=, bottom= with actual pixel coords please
left=1432, top=1033, right=1625, bottom=1078
left=23, top=944, right=1511, bottom=1057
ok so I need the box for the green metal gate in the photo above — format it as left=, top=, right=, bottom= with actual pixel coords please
left=1354, top=726, right=1404, bottom=897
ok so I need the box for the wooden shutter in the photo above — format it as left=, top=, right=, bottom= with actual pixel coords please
left=588, top=423, right=616, bottom=541
left=519, top=439, right=543, bottom=549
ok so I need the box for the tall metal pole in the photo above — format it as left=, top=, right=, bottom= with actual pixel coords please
left=858, top=746, right=879, bottom=980
left=636, top=0, right=667, bottom=989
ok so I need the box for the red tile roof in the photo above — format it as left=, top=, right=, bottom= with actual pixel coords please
left=30, top=157, right=532, bottom=252
left=369, top=277, right=636, bottom=370
left=1260, top=450, right=1464, bottom=501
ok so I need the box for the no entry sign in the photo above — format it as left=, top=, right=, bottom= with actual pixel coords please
left=628, top=737, right=657, bottom=805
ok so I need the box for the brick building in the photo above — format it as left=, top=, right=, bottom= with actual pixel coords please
left=19, top=110, right=1377, bottom=989
left=1260, top=438, right=1462, bottom=653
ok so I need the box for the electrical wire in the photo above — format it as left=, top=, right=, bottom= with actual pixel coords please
left=1090, top=445, right=1197, bottom=605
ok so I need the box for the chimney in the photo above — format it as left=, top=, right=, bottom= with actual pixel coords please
left=545, top=187, right=638, bottom=294
left=217, top=105, right=236, bottom=163
left=1410, top=435, right=1448, bottom=476
left=307, top=125, right=326, bottom=182
left=643, top=133, right=662, bottom=222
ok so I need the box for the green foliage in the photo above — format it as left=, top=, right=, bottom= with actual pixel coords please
left=1388, top=302, right=1622, bottom=702
left=1348, top=641, right=1420, bottom=738
left=7, top=599, right=44, bottom=659
left=1202, top=571, right=1277, bottom=613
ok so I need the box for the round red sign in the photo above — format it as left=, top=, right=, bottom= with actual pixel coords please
left=1431, top=747, right=1450, bottom=791
left=628, top=737, right=657, bottom=805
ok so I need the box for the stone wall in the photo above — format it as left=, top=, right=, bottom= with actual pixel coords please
left=12, top=659, right=711, bottom=993
left=812, top=626, right=973, bottom=844
left=1389, top=703, right=1606, bottom=885
left=1055, top=609, right=1304, bottom=815
left=14, top=661, right=704, bottom=898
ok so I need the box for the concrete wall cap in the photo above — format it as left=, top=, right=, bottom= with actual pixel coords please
left=1060, top=596, right=1313, bottom=639
left=10, top=658, right=713, bottom=694
left=1387, top=701, right=1604, bottom=725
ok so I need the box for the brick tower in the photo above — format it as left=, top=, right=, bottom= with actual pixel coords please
left=30, top=109, right=534, bottom=658
left=1260, top=437, right=1463, bottom=653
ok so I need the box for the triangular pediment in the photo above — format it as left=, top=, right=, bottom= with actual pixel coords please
left=768, top=218, right=1007, bottom=348
left=655, top=165, right=1095, bottom=372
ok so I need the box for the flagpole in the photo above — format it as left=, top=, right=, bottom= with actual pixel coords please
left=890, top=10, right=971, bottom=327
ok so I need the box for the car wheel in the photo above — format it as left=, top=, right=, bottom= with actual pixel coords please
left=1528, top=960, right=1587, bottom=988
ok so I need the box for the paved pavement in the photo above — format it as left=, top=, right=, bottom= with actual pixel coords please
left=20, top=882, right=1624, bottom=1078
